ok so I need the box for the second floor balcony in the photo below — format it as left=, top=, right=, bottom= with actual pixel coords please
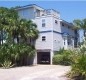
left=35, top=9, right=60, bottom=18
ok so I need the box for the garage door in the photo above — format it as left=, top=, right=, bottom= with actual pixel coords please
left=37, top=52, right=50, bottom=64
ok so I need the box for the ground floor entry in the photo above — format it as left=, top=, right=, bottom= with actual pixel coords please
left=37, top=52, right=50, bottom=64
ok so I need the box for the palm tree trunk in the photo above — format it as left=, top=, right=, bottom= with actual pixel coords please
left=1, top=30, right=3, bottom=45
left=17, top=35, right=19, bottom=44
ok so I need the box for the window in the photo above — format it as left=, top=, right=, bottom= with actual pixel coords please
left=42, top=23, right=45, bottom=27
left=42, top=19, right=46, bottom=27
left=74, top=30, right=76, bottom=33
left=55, top=20, right=58, bottom=24
left=68, top=38, right=72, bottom=45
left=64, top=42, right=65, bottom=45
left=68, top=26, right=70, bottom=29
left=42, top=14, right=44, bottom=16
left=84, top=31, right=86, bottom=36
left=68, top=42, right=70, bottom=45
left=42, top=36, right=46, bottom=41
left=42, top=19, right=45, bottom=23
left=62, top=23, right=64, bottom=26
left=64, top=38, right=65, bottom=45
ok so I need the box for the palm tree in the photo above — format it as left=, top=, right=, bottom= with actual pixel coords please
left=73, top=19, right=86, bottom=46
left=0, top=7, right=8, bottom=45
left=0, top=7, right=39, bottom=67
left=73, top=19, right=86, bottom=33
left=14, top=19, right=39, bottom=45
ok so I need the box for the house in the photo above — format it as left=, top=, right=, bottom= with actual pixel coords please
left=16, top=4, right=78, bottom=64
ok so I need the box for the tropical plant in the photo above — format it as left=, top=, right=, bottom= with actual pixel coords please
left=0, top=43, right=36, bottom=67
left=67, top=39, right=86, bottom=80
left=53, top=50, right=72, bottom=66
left=73, top=19, right=86, bottom=40
left=1, top=60, right=14, bottom=69
left=0, top=7, right=38, bottom=68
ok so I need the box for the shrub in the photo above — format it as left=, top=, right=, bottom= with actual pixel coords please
left=1, top=60, right=14, bottom=69
left=67, top=54, right=86, bottom=80
left=54, top=48, right=64, bottom=55
left=53, top=54, right=63, bottom=65
left=53, top=50, right=72, bottom=66
left=0, top=43, right=35, bottom=68
left=67, top=39, right=86, bottom=80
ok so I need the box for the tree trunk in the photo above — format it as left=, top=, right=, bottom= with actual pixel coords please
left=1, top=30, right=3, bottom=45
left=17, top=35, right=19, bottom=43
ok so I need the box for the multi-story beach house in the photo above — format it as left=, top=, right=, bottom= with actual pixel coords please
left=16, top=4, right=78, bottom=64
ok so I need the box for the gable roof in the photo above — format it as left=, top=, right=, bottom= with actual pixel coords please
left=15, top=4, right=44, bottom=11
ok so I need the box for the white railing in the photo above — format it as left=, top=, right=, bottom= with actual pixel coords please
left=35, top=9, right=60, bottom=18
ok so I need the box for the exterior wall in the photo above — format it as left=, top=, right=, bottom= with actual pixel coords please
left=53, top=33, right=63, bottom=51
left=34, top=16, right=53, bottom=31
left=35, top=32, right=53, bottom=50
left=60, top=23, right=75, bottom=49
left=34, top=16, right=53, bottom=50
left=17, top=7, right=35, bottom=20
left=61, top=23, right=75, bottom=37
left=52, top=16, right=63, bottom=51
left=53, top=17, right=61, bottom=32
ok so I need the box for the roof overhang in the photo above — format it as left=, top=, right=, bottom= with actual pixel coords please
left=15, top=4, right=44, bottom=11
left=60, top=19, right=74, bottom=29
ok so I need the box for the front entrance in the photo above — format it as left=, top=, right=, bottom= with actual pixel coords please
left=37, top=52, right=50, bottom=64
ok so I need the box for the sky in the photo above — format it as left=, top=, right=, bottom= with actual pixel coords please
left=0, top=1, right=86, bottom=22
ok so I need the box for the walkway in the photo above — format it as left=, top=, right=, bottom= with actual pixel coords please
left=0, top=65, right=70, bottom=80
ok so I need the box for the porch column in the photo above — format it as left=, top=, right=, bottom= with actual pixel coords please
left=72, top=38, right=74, bottom=48
left=33, top=52, right=37, bottom=65
left=64, top=37, right=68, bottom=50
left=50, top=50, right=54, bottom=65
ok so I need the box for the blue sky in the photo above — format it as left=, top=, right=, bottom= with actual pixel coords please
left=0, top=1, right=86, bottom=22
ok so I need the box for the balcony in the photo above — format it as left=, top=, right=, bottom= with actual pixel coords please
left=35, top=9, right=60, bottom=18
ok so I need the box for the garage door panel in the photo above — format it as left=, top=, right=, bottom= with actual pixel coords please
left=37, top=52, right=50, bottom=64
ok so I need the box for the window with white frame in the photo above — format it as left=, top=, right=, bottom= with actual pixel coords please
left=62, top=23, right=64, bottom=26
left=42, top=19, right=46, bottom=27
left=42, top=36, right=46, bottom=41
left=55, top=20, right=58, bottom=24
left=68, top=38, right=72, bottom=45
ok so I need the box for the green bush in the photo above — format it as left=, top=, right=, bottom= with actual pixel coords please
left=0, top=43, right=35, bottom=68
left=1, top=60, right=14, bottom=69
left=67, top=52, right=86, bottom=80
left=53, top=54, right=63, bottom=65
left=53, top=50, right=72, bottom=66
left=54, top=48, right=64, bottom=55
left=67, top=39, right=86, bottom=80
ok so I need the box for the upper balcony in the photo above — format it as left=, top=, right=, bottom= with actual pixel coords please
left=35, top=9, right=60, bottom=18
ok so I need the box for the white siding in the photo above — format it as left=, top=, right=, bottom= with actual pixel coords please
left=35, top=32, right=53, bottom=50
left=61, top=24, right=75, bottom=37
left=53, top=17, right=61, bottom=32
left=34, top=16, right=53, bottom=31
left=53, top=33, right=63, bottom=51
left=18, top=7, right=35, bottom=20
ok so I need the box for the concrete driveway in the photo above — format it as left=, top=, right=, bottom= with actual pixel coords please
left=0, top=65, right=70, bottom=80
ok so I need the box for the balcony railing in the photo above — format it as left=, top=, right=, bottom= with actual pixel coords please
left=35, top=9, right=60, bottom=18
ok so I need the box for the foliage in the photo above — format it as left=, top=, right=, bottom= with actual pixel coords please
left=0, top=7, right=38, bottom=44
left=0, top=43, right=36, bottom=67
left=54, top=48, right=64, bottom=55
left=1, top=60, right=14, bottom=69
left=0, top=7, right=38, bottom=68
left=53, top=50, right=72, bottom=66
left=73, top=18, right=86, bottom=30
left=67, top=39, right=86, bottom=80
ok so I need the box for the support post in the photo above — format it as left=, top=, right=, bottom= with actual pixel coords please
left=50, top=50, right=53, bottom=65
